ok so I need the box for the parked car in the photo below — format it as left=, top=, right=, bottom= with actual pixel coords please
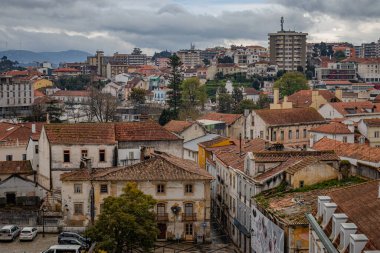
left=41, top=244, right=82, bottom=253
left=58, top=237, right=89, bottom=249
left=58, top=232, right=91, bottom=245
left=19, top=227, right=38, bottom=241
left=0, top=225, right=21, bottom=241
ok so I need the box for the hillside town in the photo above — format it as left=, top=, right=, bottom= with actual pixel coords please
left=0, top=11, right=380, bottom=253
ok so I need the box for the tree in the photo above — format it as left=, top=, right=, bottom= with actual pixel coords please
left=86, top=182, right=157, bottom=253
left=217, top=92, right=234, bottom=113
left=55, top=75, right=91, bottom=91
left=160, top=54, right=183, bottom=121
left=203, top=58, right=210, bottom=66
left=274, top=72, right=309, bottom=97
left=218, top=55, right=234, bottom=64
left=256, top=94, right=271, bottom=109
left=232, top=86, right=243, bottom=111
left=0, top=56, right=24, bottom=72
left=87, top=88, right=118, bottom=122
left=235, top=99, right=257, bottom=114
left=128, top=87, right=146, bottom=104
left=181, top=77, right=207, bottom=109
left=334, top=50, right=346, bottom=61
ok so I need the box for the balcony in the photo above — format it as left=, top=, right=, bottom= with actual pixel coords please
left=182, top=213, right=197, bottom=221
left=156, top=213, right=169, bottom=222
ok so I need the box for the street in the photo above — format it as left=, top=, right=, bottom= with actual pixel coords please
left=0, top=234, right=57, bottom=253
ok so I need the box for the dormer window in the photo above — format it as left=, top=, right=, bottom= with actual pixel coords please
left=258, top=165, right=265, bottom=173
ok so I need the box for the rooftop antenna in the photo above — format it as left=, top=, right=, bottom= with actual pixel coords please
left=281, top=16, right=284, bottom=32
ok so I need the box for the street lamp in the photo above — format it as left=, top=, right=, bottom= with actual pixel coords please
left=41, top=206, right=48, bottom=237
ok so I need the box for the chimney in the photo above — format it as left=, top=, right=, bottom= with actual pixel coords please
left=32, top=123, right=36, bottom=134
left=311, top=90, right=319, bottom=108
left=317, top=196, right=331, bottom=219
left=349, top=234, right=368, bottom=253
left=330, top=213, right=348, bottom=242
left=335, top=89, right=343, bottom=101
left=46, top=113, right=50, bottom=124
left=309, top=133, right=315, bottom=148
left=338, top=223, right=357, bottom=252
left=273, top=88, right=279, bottom=104
left=322, top=202, right=337, bottom=228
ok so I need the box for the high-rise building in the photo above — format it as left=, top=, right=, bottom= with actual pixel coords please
left=268, top=17, right=308, bottom=71
left=361, top=42, right=377, bottom=58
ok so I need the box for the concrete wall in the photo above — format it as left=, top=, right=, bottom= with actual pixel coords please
left=118, top=140, right=183, bottom=159
left=310, top=132, right=355, bottom=145
left=318, top=104, right=343, bottom=119
left=180, top=124, right=206, bottom=142
left=288, top=162, right=338, bottom=188
left=26, top=139, right=39, bottom=171
left=0, top=145, right=27, bottom=161
left=0, top=176, right=46, bottom=199
left=38, top=128, right=51, bottom=189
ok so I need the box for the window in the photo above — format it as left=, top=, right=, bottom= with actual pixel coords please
left=128, top=151, right=134, bottom=159
left=157, top=184, right=165, bottom=193
left=272, top=131, right=277, bottom=141
left=73, top=203, right=83, bottom=215
left=22, top=154, right=27, bottom=160
left=185, top=184, right=193, bottom=193
left=303, top=129, right=307, bottom=138
left=35, top=145, right=39, bottom=154
left=63, top=150, right=70, bottom=163
left=296, top=130, right=300, bottom=139
left=185, top=203, right=193, bottom=214
left=100, top=184, right=108, bottom=194
left=6, top=155, right=12, bottom=161
left=343, top=136, right=347, bottom=143
left=157, top=203, right=165, bottom=214
left=299, top=181, right=304, bottom=188
left=259, top=131, right=264, bottom=139
left=375, top=131, right=380, bottom=138
left=280, top=131, right=284, bottom=141
left=288, top=130, right=292, bottom=140
left=99, top=149, right=105, bottom=162
left=185, top=223, right=193, bottom=235
left=74, top=184, right=82, bottom=193
left=81, top=150, right=88, bottom=158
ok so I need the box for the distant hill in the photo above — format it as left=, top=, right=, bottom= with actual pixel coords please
left=0, top=50, right=92, bottom=65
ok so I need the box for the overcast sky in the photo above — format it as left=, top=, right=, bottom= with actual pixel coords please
left=0, top=0, right=379, bottom=55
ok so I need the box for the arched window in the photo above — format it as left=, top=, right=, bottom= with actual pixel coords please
left=185, top=203, right=193, bottom=214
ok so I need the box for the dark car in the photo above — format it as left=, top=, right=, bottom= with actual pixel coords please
left=58, top=237, right=89, bottom=249
left=58, top=232, right=91, bottom=244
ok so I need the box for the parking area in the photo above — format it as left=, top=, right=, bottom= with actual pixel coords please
left=0, top=233, right=57, bottom=253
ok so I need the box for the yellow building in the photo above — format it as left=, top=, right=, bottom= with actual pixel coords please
left=33, top=79, right=53, bottom=90
left=197, top=136, right=233, bottom=169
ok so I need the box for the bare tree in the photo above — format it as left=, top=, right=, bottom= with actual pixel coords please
left=87, top=88, right=118, bottom=122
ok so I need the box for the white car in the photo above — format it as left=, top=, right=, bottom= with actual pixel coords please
left=19, top=227, right=38, bottom=241
left=0, top=225, right=21, bottom=241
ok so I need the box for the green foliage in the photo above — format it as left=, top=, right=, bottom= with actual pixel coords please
left=24, top=99, right=63, bottom=123
left=166, top=54, right=183, bottom=118
left=202, top=58, right=210, bottom=66
left=217, top=55, right=234, bottom=63
left=234, top=99, right=257, bottom=114
left=54, top=75, right=91, bottom=90
left=256, top=94, right=271, bottom=109
left=0, top=56, right=24, bottom=72
left=217, top=93, right=234, bottom=113
left=274, top=72, right=309, bottom=97
left=232, top=86, right=243, bottom=111
left=334, top=50, right=346, bottom=61
left=159, top=108, right=177, bottom=125
left=129, top=87, right=146, bottom=104
left=86, top=182, right=157, bottom=253
left=152, top=50, right=172, bottom=60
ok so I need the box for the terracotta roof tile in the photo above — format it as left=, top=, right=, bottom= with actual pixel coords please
left=53, top=68, right=81, bottom=73
left=324, top=80, right=352, bottom=85
left=198, top=136, right=230, bottom=148
left=313, top=137, right=380, bottom=163
left=164, top=120, right=193, bottom=134
left=0, top=123, right=41, bottom=146
left=328, top=180, right=380, bottom=249
left=244, top=88, right=260, bottom=96
left=363, top=118, right=380, bottom=127
left=287, top=90, right=338, bottom=108
left=310, top=122, right=352, bottom=134
left=198, top=112, right=242, bottom=126
left=285, top=156, right=321, bottom=175
left=61, top=152, right=212, bottom=182
left=254, top=108, right=326, bottom=126
left=254, top=157, right=302, bottom=183
left=252, top=150, right=339, bottom=163
left=328, top=101, right=380, bottom=116
left=115, top=121, right=181, bottom=142
left=0, top=161, right=33, bottom=175
left=44, top=123, right=116, bottom=145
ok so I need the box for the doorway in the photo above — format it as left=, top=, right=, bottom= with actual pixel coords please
left=6, top=192, right=16, bottom=205
left=157, top=223, right=167, bottom=240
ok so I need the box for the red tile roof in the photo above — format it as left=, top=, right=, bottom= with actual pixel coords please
left=244, top=88, right=260, bottom=96
left=198, top=136, right=230, bottom=148
left=310, top=122, right=352, bottom=134
left=363, top=118, right=380, bottom=127
left=254, top=108, right=326, bottom=126
left=328, top=101, right=380, bottom=116
left=0, top=161, right=33, bottom=175
left=0, top=123, right=42, bottom=146
left=328, top=180, right=380, bottom=250
left=252, top=150, right=339, bottom=163
left=198, top=112, right=242, bottom=126
left=287, top=90, right=338, bottom=108
left=53, top=90, right=90, bottom=97
left=61, top=152, right=212, bottom=182
left=44, top=123, right=116, bottom=145
left=164, top=120, right=193, bottom=134
left=374, top=94, right=380, bottom=103
left=313, top=137, right=380, bottom=163
left=115, top=121, right=181, bottom=142
left=324, top=80, right=352, bottom=85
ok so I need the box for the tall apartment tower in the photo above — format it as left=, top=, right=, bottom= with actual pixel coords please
left=268, top=17, right=308, bottom=71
